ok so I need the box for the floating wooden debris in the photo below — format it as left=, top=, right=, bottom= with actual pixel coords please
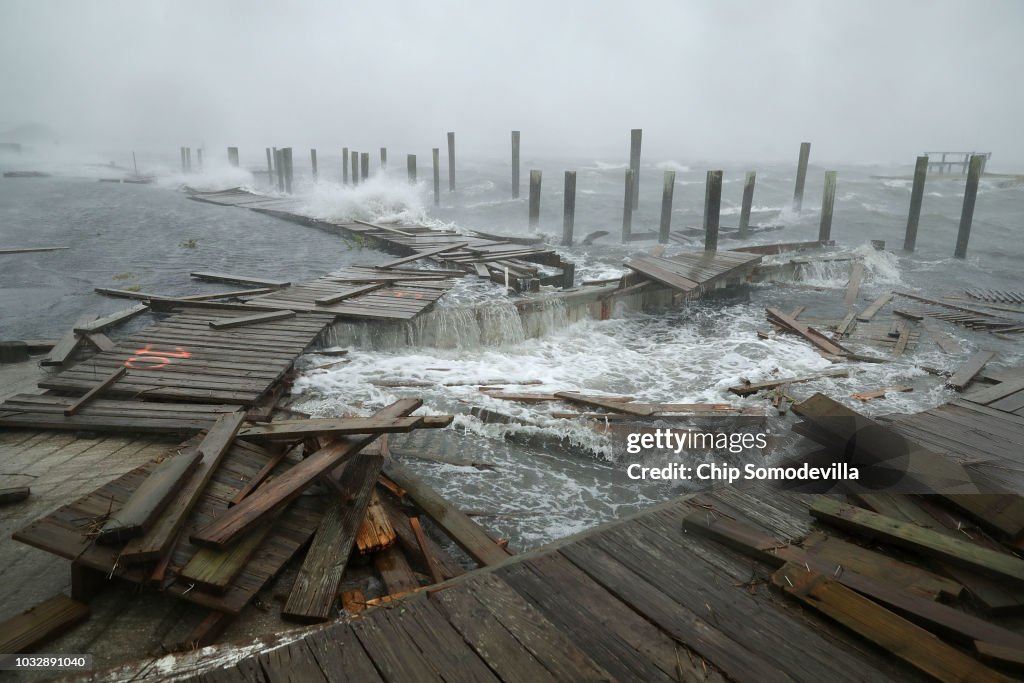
left=190, top=271, right=291, bottom=288
left=947, top=350, right=995, bottom=391
left=729, top=369, right=848, bottom=396
left=766, top=308, right=848, bottom=357
left=0, top=245, right=68, bottom=254
left=857, top=291, right=893, bottom=322
left=851, top=385, right=913, bottom=401
left=842, top=261, right=864, bottom=307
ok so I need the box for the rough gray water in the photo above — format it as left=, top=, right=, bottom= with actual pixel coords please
left=2, top=146, right=1022, bottom=549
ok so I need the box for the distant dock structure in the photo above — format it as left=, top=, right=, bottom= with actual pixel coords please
left=925, top=151, right=990, bottom=175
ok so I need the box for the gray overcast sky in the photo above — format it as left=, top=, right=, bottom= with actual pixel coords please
left=1, top=0, right=1022, bottom=163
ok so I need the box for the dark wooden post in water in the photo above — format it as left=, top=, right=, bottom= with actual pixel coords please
left=629, top=128, right=642, bottom=209
left=704, top=170, right=722, bottom=252
left=818, top=171, right=837, bottom=242
left=179, top=147, right=186, bottom=173
left=342, top=147, right=349, bottom=184
left=511, top=130, right=520, bottom=198
left=196, top=148, right=203, bottom=172
left=351, top=150, right=359, bottom=185
left=360, top=152, right=369, bottom=181
left=954, top=154, right=985, bottom=258
left=274, top=149, right=284, bottom=192
left=659, top=170, right=675, bottom=244
left=227, top=147, right=239, bottom=167
left=310, top=149, right=318, bottom=182
left=265, top=147, right=273, bottom=182
left=621, top=169, right=634, bottom=242
left=562, top=171, right=576, bottom=246
left=380, top=147, right=387, bottom=170
left=446, top=132, right=455, bottom=192
left=793, top=142, right=811, bottom=211
left=738, top=171, right=756, bottom=238
left=282, top=148, right=293, bottom=193
left=432, top=148, right=440, bottom=206
left=903, top=156, right=928, bottom=251
left=407, top=154, right=416, bottom=184
left=185, top=148, right=193, bottom=173
left=528, top=170, right=541, bottom=228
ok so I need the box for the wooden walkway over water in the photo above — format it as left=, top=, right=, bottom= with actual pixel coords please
left=78, top=372, right=1024, bottom=682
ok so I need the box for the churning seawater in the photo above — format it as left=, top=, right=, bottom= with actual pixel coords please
left=2, top=146, right=1023, bottom=550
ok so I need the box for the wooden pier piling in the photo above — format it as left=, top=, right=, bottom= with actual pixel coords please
left=265, top=148, right=273, bottom=182
left=282, top=148, right=293, bottom=194
left=563, top=171, right=576, bottom=246
left=447, top=132, right=455, bottom=192
left=511, top=130, right=521, bottom=199
left=954, top=155, right=985, bottom=258
left=196, top=148, right=203, bottom=172
left=380, top=147, right=387, bottom=170
left=904, top=156, right=928, bottom=251
left=185, top=148, right=193, bottom=173
left=621, top=169, right=634, bottom=242
left=407, top=154, right=416, bottom=184
left=342, top=147, right=349, bottom=184
left=179, top=147, right=186, bottom=173
left=274, top=149, right=284, bottom=192
left=528, top=170, right=541, bottom=228
left=360, top=152, right=369, bottom=182
left=227, top=147, right=239, bottom=168
left=738, top=171, right=756, bottom=238
left=351, top=151, right=359, bottom=185
left=793, top=142, right=811, bottom=211
left=819, top=171, right=837, bottom=242
left=432, top=148, right=440, bottom=206
left=659, top=170, right=675, bottom=244
left=704, top=170, right=722, bottom=252
left=310, top=149, right=318, bottom=182
left=629, top=128, right=642, bottom=209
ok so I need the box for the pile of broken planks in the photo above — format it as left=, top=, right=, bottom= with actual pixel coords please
left=893, top=290, right=1024, bottom=338
left=1, top=397, right=520, bottom=654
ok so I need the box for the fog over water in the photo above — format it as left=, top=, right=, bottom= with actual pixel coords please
left=2, top=1, right=1023, bottom=162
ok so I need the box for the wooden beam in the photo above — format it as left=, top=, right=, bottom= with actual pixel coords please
left=553, top=392, right=655, bottom=416
left=729, top=369, right=848, bottom=396
left=842, top=261, right=864, bottom=307
left=976, top=642, right=1024, bottom=673
left=0, top=487, right=30, bottom=505
left=766, top=307, right=848, bottom=356
left=947, top=350, right=996, bottom=391
left=375, top=242, right=469, bottom=269
left=207, top=310, right=295, bottom=330
left=192, top=400, right=421, bottom=550
left=82, top=332, right=115, bottom=352
left=355, top=490, right=396, bottom=555
left=41, top=314, right=92, bottom=366
left=120, top=411, right=246, bottom=563
left=74, top=303, right=148, bottom=333
left=857, top=291, right=893, bottom=322
left=962, top=377, right=1024, bottom=406
left=96, top=444, right=203, bottom=544
left=810, top=499, right=1024, bottom=585
left=0, top=594, right=89, bottom=654
left=282, top=451, right=385, bottom=623
left=373, top=545, right=420, bottom=595
left=772, top=564, right=1015, bottom=683
left=178, top=507, right=283, bottom=594
left=190, top=271, right=290, bottom=288
left=379, top=492, right=464, bottom=580
left=228, top=445, right=291, bottom=507
left=410, top=516, right=444, bottom=584
left=236, top=415, right=450, bottom=440
left=0, top=246, right=68, bottom=254
left=314, top=283, right=386, bottom=305
left=63, top=367, right=126, bottom=416
left=382, top=460, right=511, bottom=566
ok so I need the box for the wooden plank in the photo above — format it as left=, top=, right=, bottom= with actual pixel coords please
left=73, top=303, right=149, bottom=333
left=283, top=451, right=385, bottom=622
left=375, top=242, right=469, bottom=269
left=96, top=445, right=203, bottom=544
left=553, top=391, right=655, bottom=416
left=810, top=498, right=1024, bottom=585
left=41, top=314, right=92, bottom=366
left=0, top=487, right=31, bottom=505
left=772, top=564, right=1014, bottom=683
left=857, top=291, right=893, bottom=321
left=379, top=493, right=464, bottom=580
left=976, top=642, right=1024, bottom=672
left=208, top=309, right=295, bottom=329
left=83, top=331, right=115, bottom=352
left=947, top=350, right=995, bottom=391
left=228, top=444, right=291, bottom=507
left=729, top=369, right=848, bottom=396
left=373, top=545, right=420, bottom=595
left=237, top=415, right=447, bottom=440
left=382, top=460, right=511, bottom=566
left=314, top=282, right=386, bottom=305
left=941, top=494, right=1024, bottom=543
left=766, top=307, right=848, bottom=356
left=178, top=507, right=282, bottom=594
left=190, top=271, right=290, bottom=288
left=851, top=385, right=913, bottom=401
left=0, top=594, right=89, bottom=654
left=893, top=320, right=912, bottom=356
left=409, top=516, right=443, bottom=584
left=842, top=261, right=864, bottom=307
left=0, top=246, right=68, bottom=254
left=356, top=490, right=396, bottom=555
left=120, top=412, right=246, bottom=563
left=192, top=400, right=421, bottom=551
left=963, top=378, right=1024, bottom=406
left=63, top=367, right=125, bottom=416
